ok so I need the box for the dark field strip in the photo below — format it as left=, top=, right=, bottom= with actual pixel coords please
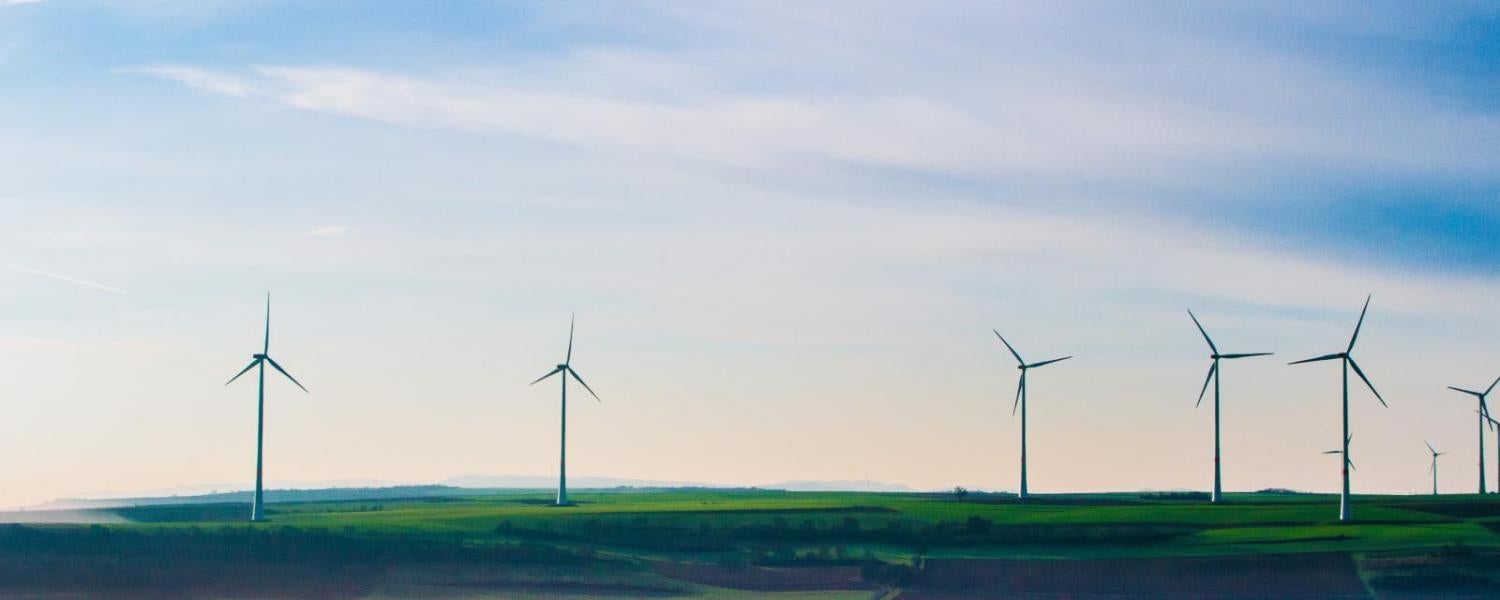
left=0, top=556, right=381, bottom=600
left=902, top=553, right=1369, bottom=598
left=1399, top=502, right=1500, bottom=519
left=416, top=579, right=689, bottom=596
left=108, top=502, right=250, bottom=523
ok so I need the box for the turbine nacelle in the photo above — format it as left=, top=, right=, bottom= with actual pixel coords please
left=225, top=299, right=308, bottom=394
left=529, top=315, right=601, bottom=402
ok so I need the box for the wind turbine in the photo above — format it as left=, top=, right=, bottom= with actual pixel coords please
left=1187, top=310, right=1272, bottom=503
left=530, top=315, right=600, bottom=506
left=1426, top=441, right=1447, bottom=496
left=224, top=295, right=308, bottom=522
left=993, top=330, right=1071, bottom=500
left=1321, top=437, right=1356, bottom=472
left=1446, top=376, right=1498, bottom=494
left=1289, top=295, right=1386, bottom=522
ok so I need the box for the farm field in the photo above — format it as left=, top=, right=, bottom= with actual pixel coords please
left=5, top=488, right=1500, bottom=598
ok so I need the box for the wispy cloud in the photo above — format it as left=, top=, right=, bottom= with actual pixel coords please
left=5, top=264, right=131, bottom=295
left=129, top=56, right=1498, bottom=189
left=0, top=0, right=47, bottom=6
left=122, top=65, right=255, bottom=98
left=307, top=224, right=351, bottom=236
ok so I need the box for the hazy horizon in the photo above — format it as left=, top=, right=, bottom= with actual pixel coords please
left=2, top=1, right=1498, bottom=509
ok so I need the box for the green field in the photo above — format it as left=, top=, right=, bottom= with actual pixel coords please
left=7, top=489, right=1500, bottom=598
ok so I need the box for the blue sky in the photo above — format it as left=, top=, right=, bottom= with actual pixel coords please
left=0, top=1, right=1497, bottom=508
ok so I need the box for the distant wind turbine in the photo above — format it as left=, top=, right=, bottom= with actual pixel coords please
left=1187, top=310, right=1272, bottom=503
left=1289, top=295, right=1386, bottom=522
left=1322, top=437, right=1356, bottom=472
left=993, top=330, right=1071, bottom=500
left=530, top=315, right=600, bottom=506
left=1426, top=441, right=1447, bottom=496
left=224, top=295, right=308, bottom=522
left=1446, top=376, right=1498, bottom=494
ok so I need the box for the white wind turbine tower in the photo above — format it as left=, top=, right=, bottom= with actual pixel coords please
left=224, top=295, right=308, bottom=522
left=1289, top=295, right=1386, bottom=523
left=530, top=315, right=601, bottom=506
left=1187, top=310, right=1272, bottom=503
left=993, top=330, right=1071, bottom=501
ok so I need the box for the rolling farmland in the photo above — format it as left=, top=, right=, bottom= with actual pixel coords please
left=6, top=488, right=1500, bottom=598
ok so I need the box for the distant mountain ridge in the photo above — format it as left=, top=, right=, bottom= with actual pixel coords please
left=33, top=476, right=921, bottom=511
left=440, top=475, right=915, bottom=492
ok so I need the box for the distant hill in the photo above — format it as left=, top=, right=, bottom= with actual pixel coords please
left=36, top=485, right=490, bottom=511
left=761, top=480, right=915, bottom=492
left=443, top=475, right=916, bottom=492
left=33, top=476, right=927, bottom=512
left=440, top=475, right=709, bottom=489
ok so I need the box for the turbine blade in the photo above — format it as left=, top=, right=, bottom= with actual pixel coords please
left=1347, top=357, right=1386, bottom=407
left=993, top=330, right=1024, bottom=366
left=566, top=313, right=575, bottom=365
left=1348, top=458, right=1356, bottom=472
left=1426, top=440, right=1436, bottom=454
left=1012, top=373, right=1025, bottom=416
left=1027, top=356, right=1072, bottom=369
left=530, top=366, right=563, bottom=386
left=1486, top=375, right=1500, bottom=397
left=1347, top=294, right=1371, bottom=352
left=1289, top=353, right=1342, bottom=365
left=1219, top=352, right=1273, bottom=359
left=1196, top=362, right=1217, bottom=408
left=1321, top=450, right=1341, bottom=455
left=264, top=356, right=308, bottom=393
left=1449, top=386, right=1483, bottom=397
left=225, top=358, right=262, bottom=386
left=567, top=366, right=600, bottom=401
left=1187, top=309, right=1218, bottom=354
left=263, top=293, right=272, bottom=354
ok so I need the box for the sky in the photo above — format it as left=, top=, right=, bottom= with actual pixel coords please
left=0, top=1, right=1497, bottom=509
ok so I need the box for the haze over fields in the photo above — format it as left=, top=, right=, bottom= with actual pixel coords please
left=1, top=1, right=1497, bottom=510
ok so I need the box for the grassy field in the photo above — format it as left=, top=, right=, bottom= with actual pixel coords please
left=6, top=489, right=1500, bottom=598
